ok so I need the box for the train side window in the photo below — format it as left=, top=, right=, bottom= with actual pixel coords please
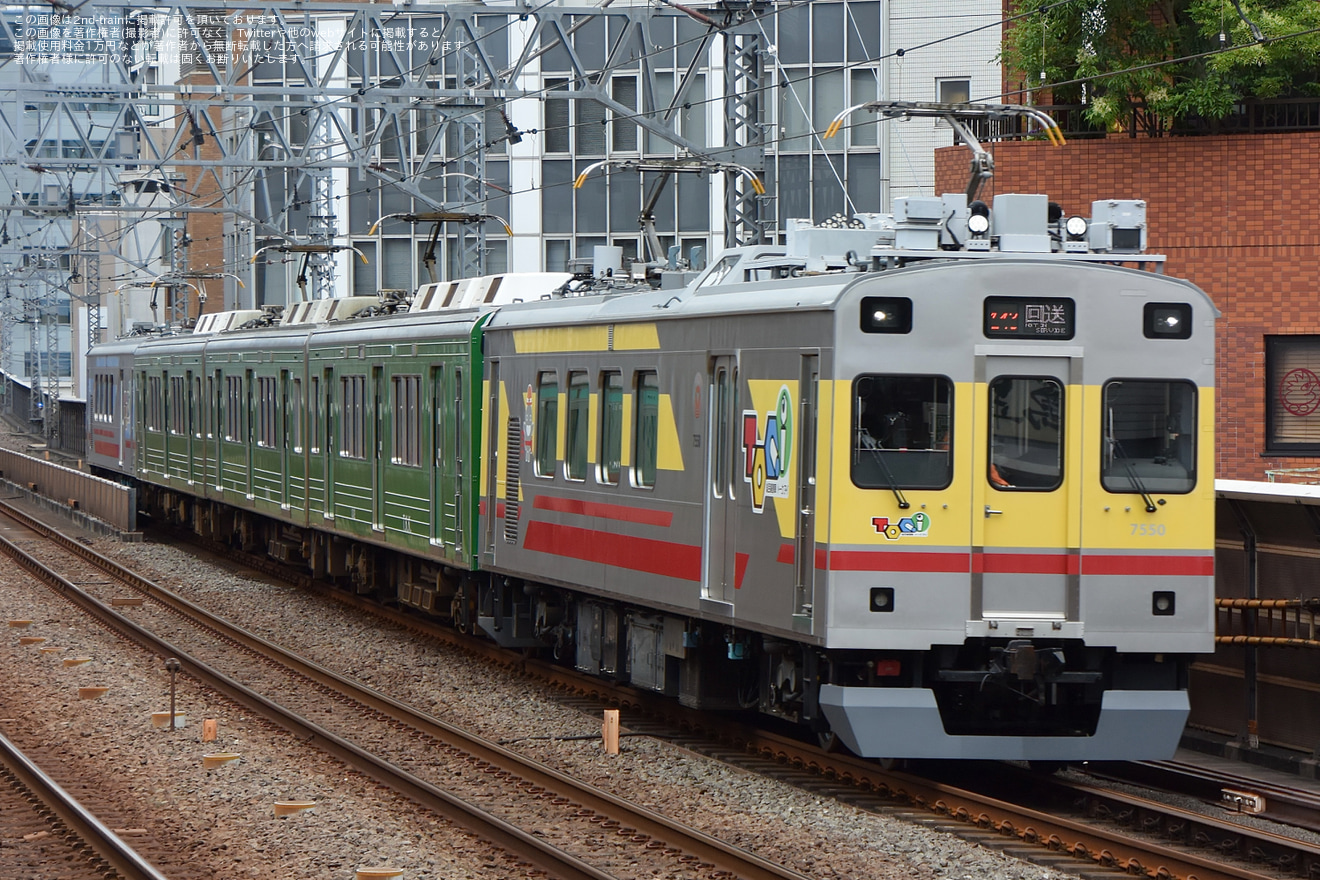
left=309, top=377, right=321, bottom=454
left=193, top=376, right=202, bottom=439
left=852, top=375, right=952, bottom=489
left=1101, top=379, right=1196, bottom=494
left=224, top=376, right=243, bottom=441
left=989, top=376, right=1063, bottom=491
left=566, top=371, right=589, bottom=481
left=290, top=378, right=303, bottom=453
left=256, top=377, right=277, bottom=447
left=340, top=375, right=367, bottom=459
left=169, top=375, right=187, bottom=436
left=392, top=375, right=422, bottom=467
left=535, top=371, right=559, bottom=478
left=634, top=371, right=659, bottom=489
left=146, top=375, right=161, bottom=431
left=599, top=371, right=623, bottom=485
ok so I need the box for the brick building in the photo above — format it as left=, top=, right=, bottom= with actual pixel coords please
left=937, top=134, right=1320, bottom=481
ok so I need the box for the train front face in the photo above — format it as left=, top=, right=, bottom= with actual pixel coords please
left=85, top=338, right=142, bottom=479
left=817, top=258, right=1216, bottom=761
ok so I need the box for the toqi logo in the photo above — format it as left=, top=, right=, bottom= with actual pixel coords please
left=523, top=385, right=536, bottom=461
left=872, top=513, right=931, bottom=540
left=742, top=385, right=794, bottom=514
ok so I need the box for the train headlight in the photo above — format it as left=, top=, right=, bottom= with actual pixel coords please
left=1065, top=215, right=1088, bottom=239
left=869, top=587, right=895, bottom=613
left=860, top=297, right=912, bottom=334
left=967, top=200, right=991, bottom=237
left=1152, top=591, right=1176, bottom=616
left=1144, top=302, right=1193, bottom=340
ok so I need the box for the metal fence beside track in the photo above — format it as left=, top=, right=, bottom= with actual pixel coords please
left=0, top=447, right=135, bottom=534
left=1195, top=480, right=1320, bottom=765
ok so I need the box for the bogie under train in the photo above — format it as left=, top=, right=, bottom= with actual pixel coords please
left=88, top=193, right=1216, bottom=761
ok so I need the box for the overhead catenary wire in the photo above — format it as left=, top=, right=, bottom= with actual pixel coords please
left=32, top=0, right=1320, bottom=284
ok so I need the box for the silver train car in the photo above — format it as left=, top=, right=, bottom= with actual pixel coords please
left=89, top=194, right=1216, bottom=761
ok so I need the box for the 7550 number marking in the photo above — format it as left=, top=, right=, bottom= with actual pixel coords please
left=1131, top=523, right=1167, bottom=536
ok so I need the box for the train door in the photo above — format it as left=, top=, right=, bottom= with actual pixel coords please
left=161, top=370, right=171, bottom=476
left=280, top=370, right=291, bottom=508
left=703, top=355, right=738, bottom=607
left=793, top=354, right=819, bottom=630
left=431, top=364, right=449, bottom=545
left=186, top=371, right=196, bottom=484
left=244, top=369, right=255, bottom=498
left=484, top=359, right=503, bottom=558
left=322, top=369, right=334, bottom=519
left=373, top=365, right=385, bottom=530
left=120, top=368, right=133, bottom=474
left=289, top=374, right=308, bottom=515
left=452, top=367, right=466, bottom=554
left=210, top=370, right=221, bottom=490
left=973, top=354, right=1078, bottom=623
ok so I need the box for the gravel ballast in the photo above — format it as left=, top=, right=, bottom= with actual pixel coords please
left=1, top=512, right=1080, bottom=880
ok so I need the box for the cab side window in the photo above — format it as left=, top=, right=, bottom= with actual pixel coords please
left=852, top=375, right=952, bottom=489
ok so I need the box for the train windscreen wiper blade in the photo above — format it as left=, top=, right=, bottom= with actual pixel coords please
left=873, top=450, right=911, bottom=510
left=1123, top=461, right=1159, bottom=514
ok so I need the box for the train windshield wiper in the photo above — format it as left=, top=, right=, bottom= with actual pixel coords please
left=873, top=449, right=911, bottom=510
left=1123, top=461, right=1159, bottom=514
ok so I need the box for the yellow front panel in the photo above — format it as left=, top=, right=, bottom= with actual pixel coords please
left=817, top=377, right=1215, bottom=554
left=1079, top=385, right=1215, bottom=552
left=973, top=379, right=1075, bottom=552
left=822, top=380, right=975, bottom=548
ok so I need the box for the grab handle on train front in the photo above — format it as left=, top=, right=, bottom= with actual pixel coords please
left=984, top=505, right=1003, bottom=517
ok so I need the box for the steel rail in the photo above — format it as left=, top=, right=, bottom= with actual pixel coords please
left=0, top=729, right=170, bottom=880
left=257, top=557, right=1297, bottom=880
left=0, top=505, right=615, bottom=880
left=0, top=499, right=814, bottom=880
left=1088, top=759, right=1320, bottom=835
left=119, top=516, right=1306, bottom=880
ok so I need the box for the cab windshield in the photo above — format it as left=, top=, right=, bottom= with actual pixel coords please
left=1101, top=380, right=1197, bottom=494
left=852, top=375, right=952, bottom=489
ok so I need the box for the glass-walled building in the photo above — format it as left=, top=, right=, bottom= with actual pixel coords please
left=320, top=1, right=1003, bottom=303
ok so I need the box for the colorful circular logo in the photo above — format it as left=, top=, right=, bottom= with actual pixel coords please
left=1280, top=368, right=1320, bottom=416
left=775, top=386, right=793, bottom=467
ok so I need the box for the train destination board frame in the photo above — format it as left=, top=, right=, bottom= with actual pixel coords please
left=983, top=297, right=1076, bottom=339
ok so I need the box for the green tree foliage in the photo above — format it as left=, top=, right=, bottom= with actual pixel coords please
left=1001, top=1, right=1320, bottom=130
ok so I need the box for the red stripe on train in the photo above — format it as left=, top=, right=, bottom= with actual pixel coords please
left=1082, top=555, right=1215, bottom=576
left=532, top=495, right=673, bottom=527
left=524, top=521, right=703, bottom=581
left=819, top=550, right=1213, bottom=576
left=824, top=551, right=973, bottom=573
left=93, top=441, right=120, bottom=457
left=975, top=553, right=1080, bottom=575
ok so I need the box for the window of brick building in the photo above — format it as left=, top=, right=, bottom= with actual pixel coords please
left=1266, top=336, right=1320, bottom=454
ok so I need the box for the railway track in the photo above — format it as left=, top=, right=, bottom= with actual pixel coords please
left=1085, top=759, right=1320, bottom=835
left=203, top=534, right=1320, bottom=880
left=13, top=497, right=1320, bottom=880
left=0, top=498, right=814, bottom=880
left=0, top=727, right=169, bottom=880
